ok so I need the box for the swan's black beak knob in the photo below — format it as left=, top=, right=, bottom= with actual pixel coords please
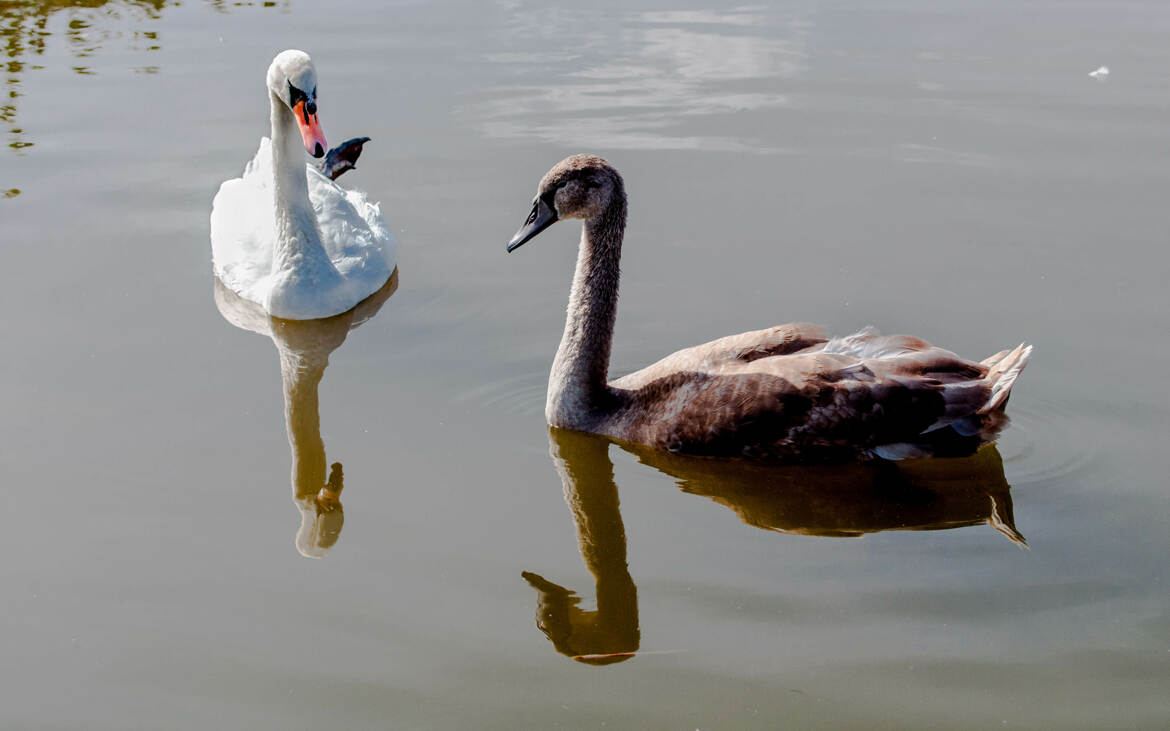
left=507, top=196, right=558, bottom=252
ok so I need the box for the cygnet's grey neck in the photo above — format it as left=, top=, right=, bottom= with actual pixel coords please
left=269, top=91, right=324, bottom=273
left=546, top=193, right=627, bottom=429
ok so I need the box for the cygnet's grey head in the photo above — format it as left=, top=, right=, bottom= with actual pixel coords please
left=266, top=49, right=327, bottom=158
left=507, top=154, right=625, bottom=252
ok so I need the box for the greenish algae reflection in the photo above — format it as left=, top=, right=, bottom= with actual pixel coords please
left=213, top=268, right=397, bottom=558
left=2, top=1, right=167, bottom=151
left=525, top=427, right=1024, bottom=663
left=0, top=0, right=283, bottom=154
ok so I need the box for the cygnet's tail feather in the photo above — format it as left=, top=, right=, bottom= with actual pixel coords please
left=980, top=349, right=1011, bottom=369
left=896, top=343, right=1031, bottom=458
left=979, top=343, right=1032, bottom=414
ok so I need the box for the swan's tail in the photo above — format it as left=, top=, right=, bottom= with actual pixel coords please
left=875, top=343, right=1033, bottom=460
left=978, top=343, right=1033, bottom=413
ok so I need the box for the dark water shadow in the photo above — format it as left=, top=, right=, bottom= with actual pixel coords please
left=213, top=269, right=397, bottom=558
left=524, top=427, right=1024, bottom=664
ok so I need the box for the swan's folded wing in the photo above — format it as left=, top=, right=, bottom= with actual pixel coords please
left=210, top=138, right=277, bottom=304
left=612, top=346, right=999, bottom=460
left=307, top=165, right=397, bottom=283
left=611, top=323, right=827, bottom=391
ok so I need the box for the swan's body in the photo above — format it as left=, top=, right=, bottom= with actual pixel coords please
left=507, top=155, right=1032, bottom=462
left=211, top=50, right=395, bottom=320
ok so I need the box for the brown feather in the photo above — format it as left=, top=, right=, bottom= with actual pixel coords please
left=515, top=156, right=1032, bottom=461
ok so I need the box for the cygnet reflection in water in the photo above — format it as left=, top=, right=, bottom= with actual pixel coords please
left=213, top=268, right=398, bottom=557
left=524, top=427, right=1024, bottom=664
left=523, top=429, right=639, bottom=666
left=623, top=436, right=1025, bottom=543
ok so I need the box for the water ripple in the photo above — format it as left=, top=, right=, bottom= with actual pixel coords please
left=464, top=5, right=810, bottom=151
left=456, top=368, right=549, bottom=416
left=997, top=397, right=1098, bottom=488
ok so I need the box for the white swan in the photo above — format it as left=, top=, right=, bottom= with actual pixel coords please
left=211, top=49, right=396, bottom=320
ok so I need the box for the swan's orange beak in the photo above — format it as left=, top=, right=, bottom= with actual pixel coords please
left=293, top=100, right=327, bottom=158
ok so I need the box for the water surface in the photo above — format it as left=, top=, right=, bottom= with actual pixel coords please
left=2, top=1, right=1168, bottom=728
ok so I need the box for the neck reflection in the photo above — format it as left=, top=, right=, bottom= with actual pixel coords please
left=526, top=427, right=1024, bottom=663
left=523, top=428, right=639, bottom=665
left=213, top=269, right=398, bottom=558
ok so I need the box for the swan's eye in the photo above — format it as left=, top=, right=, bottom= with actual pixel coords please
left=287, top=80, right=310, bottom=107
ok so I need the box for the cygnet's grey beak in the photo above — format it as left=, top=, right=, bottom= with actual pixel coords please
left=507, top=196, right=557, bottom=252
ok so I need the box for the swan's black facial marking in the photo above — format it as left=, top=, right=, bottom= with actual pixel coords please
left=287, top=80, right=308, bottom=107
left=287, top=80, right=317, bottom=122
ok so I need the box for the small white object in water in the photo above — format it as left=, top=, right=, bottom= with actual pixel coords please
left=1089, top=66, right=1109, bottom=79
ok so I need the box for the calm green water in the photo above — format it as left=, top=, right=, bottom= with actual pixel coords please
left=2, top=1, right=1169, bottom=728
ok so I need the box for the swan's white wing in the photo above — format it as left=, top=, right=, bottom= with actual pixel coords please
left=307, top=164, right=397, bottom=307
left=210, top=138, right=277, bottom=305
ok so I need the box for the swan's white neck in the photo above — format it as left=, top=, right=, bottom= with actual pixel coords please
left=546, top=200, right=626, bottom=429
left=269, top=91, right=326, bottom=274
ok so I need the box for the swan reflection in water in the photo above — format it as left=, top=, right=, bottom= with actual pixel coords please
left=213, top=269, right=398, bottom=557
left=524, top=427, right=1024, bottom=664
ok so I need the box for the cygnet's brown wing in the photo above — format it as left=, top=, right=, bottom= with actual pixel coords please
left=608, top=328, right=1001, bottom=461
left=610, top=322, right=827, bottom=391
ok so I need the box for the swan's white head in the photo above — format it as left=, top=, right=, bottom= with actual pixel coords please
left=507, top=154, right=625, bottom=252
left=266, top=49, right=327, bottom=158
